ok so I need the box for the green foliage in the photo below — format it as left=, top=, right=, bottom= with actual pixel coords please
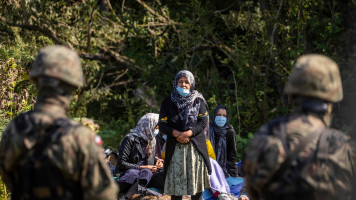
left=236, top=132, right=254, bottom=161
left=0, top=0, right=355, bottom=182
left=0, top=179, right=10, bottom=200
left=0, top=118, right=10, bottom=135
left=98, top=119, right=131, bottom=150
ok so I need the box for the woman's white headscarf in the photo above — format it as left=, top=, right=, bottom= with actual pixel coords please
left=129, top=113, right=159, bottom=142
left=128, top=113, right=159, bottom=164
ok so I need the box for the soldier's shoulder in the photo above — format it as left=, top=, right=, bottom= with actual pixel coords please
left=2, top=111, right=34, bottom=135
left=323, top=128, right=352, bottom=150
left=255, top=116, right=288, bottom=136
left=327, top=127, right=349, bottom=138
left=57, top=119, right=100, bottom=152
left=66, top=119, right=96, bottom=138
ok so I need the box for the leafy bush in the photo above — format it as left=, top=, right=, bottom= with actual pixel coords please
left=0, top=179, right=10, bottom=200
left=98, top=119, right=132, bottom=150
left=236, top=132, right=254, bottom=161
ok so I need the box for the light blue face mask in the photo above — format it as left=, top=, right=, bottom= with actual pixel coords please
left=215, top=116, right=227, bottom=127
left=153, top=129, right=159, bottom=137
left=176, top=86, right=190, bottom=97
left=162, top=135, right=167, bottom=141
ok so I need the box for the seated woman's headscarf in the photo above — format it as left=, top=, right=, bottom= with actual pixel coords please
left=128, top=113, right=159, bottom=163
left=209, top=105, right=230, bottom=175
left=170, top=70, right=207, bottom=130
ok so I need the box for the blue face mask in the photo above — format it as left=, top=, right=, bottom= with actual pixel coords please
left=162, top=135, right=167, bottom=141
left=176, top=86, right=190, bottom=97
left=153, top=129, right=159, bottom=137
left=215, top=116, right=227, bottom=127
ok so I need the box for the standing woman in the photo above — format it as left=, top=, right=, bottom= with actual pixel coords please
left=159, top=70, right=211, bottom=200
left=209, top=105, right=239, bottom=177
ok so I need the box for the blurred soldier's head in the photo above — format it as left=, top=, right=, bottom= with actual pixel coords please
left=285, top=54, right=343, bottom=126
left=30, top=45, right=84, bottom=97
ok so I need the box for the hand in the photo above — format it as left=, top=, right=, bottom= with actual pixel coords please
left=177, top=133, right=190, bottom=144
left=182, top=130, right=193, bottom=137
left=141, top=165, right=158, bottom=173
left=172, top=130, right=181, bottom=138
left=151, top=166, right=158, bottom=173
left=147, top=165, right=158, bottom=173
left=155, top=158, right=164, bottom=169
left=239, top=195, right=249, bottom=200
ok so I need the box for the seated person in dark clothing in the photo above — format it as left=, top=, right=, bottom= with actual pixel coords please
left=209, top=105, right=239, bottom=178
left=115, top=113, right=164, bottom=199
left=155, top=131, right=167, bottom=159
left=104, top=149, right=119, bottom=175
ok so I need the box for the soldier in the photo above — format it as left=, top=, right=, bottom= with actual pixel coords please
left=0, top=45, right=119, bottom=199
left=243, top=54, right=356, bottom=200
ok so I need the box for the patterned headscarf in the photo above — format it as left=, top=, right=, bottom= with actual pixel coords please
left=128, top=113, right=159, bottom=160
left=129, top=113, right=159, bottom=142
left=170, top=70, right=207, bottom=130
left=170, top=70, right=205, bottom=111
left=209, top=105, right=230, bottom=176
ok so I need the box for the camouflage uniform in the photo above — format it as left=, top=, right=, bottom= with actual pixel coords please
left=0, top=46, right=118, bottom=200
left=244, top=54, right=356, bottom=200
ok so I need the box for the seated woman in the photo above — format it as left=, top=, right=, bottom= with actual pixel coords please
left=115, top=113, right=164, bottom=199
left=155, top=131, right=167, bottom=160
left=104, top=149, right=119, bottom=175
left=209, top=105, right=239, bottom=177
left=209, top=105, right=249, bottom=200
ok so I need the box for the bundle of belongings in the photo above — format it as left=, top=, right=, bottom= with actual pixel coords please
left=202, top=160, right=244, bottom=200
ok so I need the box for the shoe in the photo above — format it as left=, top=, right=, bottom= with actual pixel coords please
left=137, top=185, right=162, bottom=197
left=218, top=193, right=239, bottom=200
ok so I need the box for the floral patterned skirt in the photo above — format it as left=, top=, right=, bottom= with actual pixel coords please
left=164, top=142, right=210, bottom=196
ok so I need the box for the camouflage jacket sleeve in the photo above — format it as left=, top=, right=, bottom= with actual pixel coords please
left=243, top=123, right=286, bottom=199
left=61, top=125, right=119, bottom=200
left=0, top=121, right=16, bottom=188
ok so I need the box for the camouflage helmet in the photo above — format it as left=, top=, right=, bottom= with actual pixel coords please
left=285, top=54, right=343, bottom=103
left=30, top=45, right=84, bottom=87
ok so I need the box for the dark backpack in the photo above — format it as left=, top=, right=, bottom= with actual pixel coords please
left=12, top=113, right=83, bottom=200
left=246, top=116, right=350, bottom=200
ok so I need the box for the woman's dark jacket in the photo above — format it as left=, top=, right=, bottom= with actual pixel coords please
left=115, top=134, right=146, bottom=177
left=159, top=97, right=212, bottom=176
left=212, top=125, right=239, bottom=177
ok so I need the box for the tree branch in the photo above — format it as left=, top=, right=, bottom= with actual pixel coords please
left=134, top=83, right=159, bottom=109
left=100, top=47, right=140, bottom=70
left=100, top=79, right=139, bottom=91
left=87, top=6, right=97, bottom=52
left=214, top=0, right=239, bottom=14
left=135, top=0, right=168, bottom=23
left=0, top=16, right=73, bottom=49
left=264, top=0, right=284, bottom=121
left=268, top=0, right=284, bottom=64
left=114, top=68, right=128, bottom=81
left=78, top=52, right=110, bottom=60
left=232, top=71, right=241, bottom=136
left=135, top=22, right=183, bottom=27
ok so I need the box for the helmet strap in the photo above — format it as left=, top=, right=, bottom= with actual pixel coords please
left=293, top=96, right=333, bottom=127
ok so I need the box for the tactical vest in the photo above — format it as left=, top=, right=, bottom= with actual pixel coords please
left=11, top=112, right=83, bottom=200
left=246, top=116, right=351, bottom=200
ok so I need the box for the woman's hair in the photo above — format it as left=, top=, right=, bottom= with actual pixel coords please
left=173, top=70, right=195, bottom=91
